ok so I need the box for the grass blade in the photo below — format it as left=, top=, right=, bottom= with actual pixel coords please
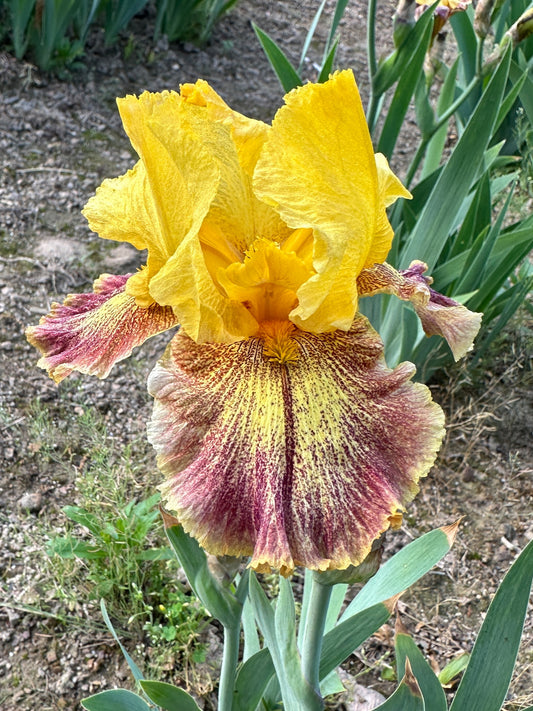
left=100, top=599, right=144, bottom=684
left=298, top=0, right=327, bottom=72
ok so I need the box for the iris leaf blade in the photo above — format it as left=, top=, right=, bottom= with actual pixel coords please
left=422, top=59, right=460, bottom=179
left=81, top=689, right=151, bottom=711
left=298, top=0, right=327, bottom=72
left=320, top=600, right=392, bottom=678
left=139, top=681, right=201, bottom=710
left=396, top=631, right=448, bottom=711
left=253, top=23, right=302, bottom=93
left=400, top=45, right=511, bottom=271
left=450, top=540, right=533, bottom=711
left=340, top=526, right=456, bottom=622
left=233, top=648, right=275, bottom=711
left=164, top=523, right=241, bottom=627
left=373, top=671, right=425, bottom=710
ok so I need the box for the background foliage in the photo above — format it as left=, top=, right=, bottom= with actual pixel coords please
left=0, top=0, right=237, bottom=70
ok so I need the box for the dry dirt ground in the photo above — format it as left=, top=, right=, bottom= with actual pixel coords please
left=0, top=1, right=532, bottom=709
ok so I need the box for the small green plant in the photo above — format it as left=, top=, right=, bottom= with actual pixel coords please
left=27, top=400, right=207, bottom=664
left=45, top=493, right=173, bottom=602
left=154, top=0, right=238, bottom=45
left=139, top=586, right=208, bottom=664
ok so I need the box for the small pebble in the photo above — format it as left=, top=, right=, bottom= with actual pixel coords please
left=17, top=492, right=43, bottom=513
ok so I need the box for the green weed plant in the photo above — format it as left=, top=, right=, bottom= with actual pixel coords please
left=27, top=400, right=207, bottom=667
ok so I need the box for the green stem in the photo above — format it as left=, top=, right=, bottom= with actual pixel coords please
left=475, top=37, right=485, bottom=78
left=366, top=92, right=381, bottom=137
left=300, top=575, right=332, bottom=694
left=367, top=0, right=378, bottom=80
left=218, top=622, right=241, bottom=711
left=435, top=75, right=480, bottom=129
left=366, top=0, right=378, bottom=134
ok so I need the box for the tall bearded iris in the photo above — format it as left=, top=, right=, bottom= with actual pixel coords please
left=27, top=71, right=481, bottom=575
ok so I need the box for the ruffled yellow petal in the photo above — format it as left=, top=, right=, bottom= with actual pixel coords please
left=254, top=69, right=378, bottom=334
left=118, top=92, right=219, bottom=262
left=160, top=90, right=291, bottom=254
left=217, top=239, right=313, bottom=323
left=181, top=78, right=271, bottom=177
left=82, top=161, right=154, bottom=252
left=364, top=153, right=412, bottom=269
left=148, top=231, right=258, bottom=343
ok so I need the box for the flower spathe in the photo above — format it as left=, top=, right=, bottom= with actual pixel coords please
left=27, top=70, right=481, bottom=574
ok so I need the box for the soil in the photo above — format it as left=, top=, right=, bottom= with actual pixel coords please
left=0, top=1, right=532, bottom=710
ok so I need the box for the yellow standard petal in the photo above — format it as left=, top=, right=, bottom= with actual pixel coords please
left=254, top=69, right=378, bottom=334
left=364, top=153, right=412, bottom=269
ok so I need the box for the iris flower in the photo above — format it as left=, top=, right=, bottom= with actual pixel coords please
left=27, top=71, right=481, bottom=575
left=416, top=0, right=471, bottom=37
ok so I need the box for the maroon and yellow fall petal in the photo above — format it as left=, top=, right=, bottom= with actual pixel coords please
left=357, top=261, right=482, bottom=360
left=148, top=318, right=445, bottom=575
left=26, top=274, right=179, bottom=383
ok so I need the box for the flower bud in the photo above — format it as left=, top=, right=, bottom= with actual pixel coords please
left=473, top=0, right=496, bottom=38
left=484, top=7, right=533, bottom=73
left=313, top=533, right=385, bottom=586
left=393, top=0, right=418, bottom=47
left=509, top=7, right=533, bottom=45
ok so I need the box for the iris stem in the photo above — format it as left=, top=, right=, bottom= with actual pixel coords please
left=366, top=0, right=379, bottom=134
left=475, top=37, right=485, bottom=78
left=218, top=622, right=240, bottom=711
left=300, top=575, right=332, bottom=694
left=367, top=0, right=378, bottom=80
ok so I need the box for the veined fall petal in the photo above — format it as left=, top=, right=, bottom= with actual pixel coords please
left=357, top=261, right=482, bottom=360
left=148, top=317, right=445, bottom=575
left=26, top=274, right=179, bottom=383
